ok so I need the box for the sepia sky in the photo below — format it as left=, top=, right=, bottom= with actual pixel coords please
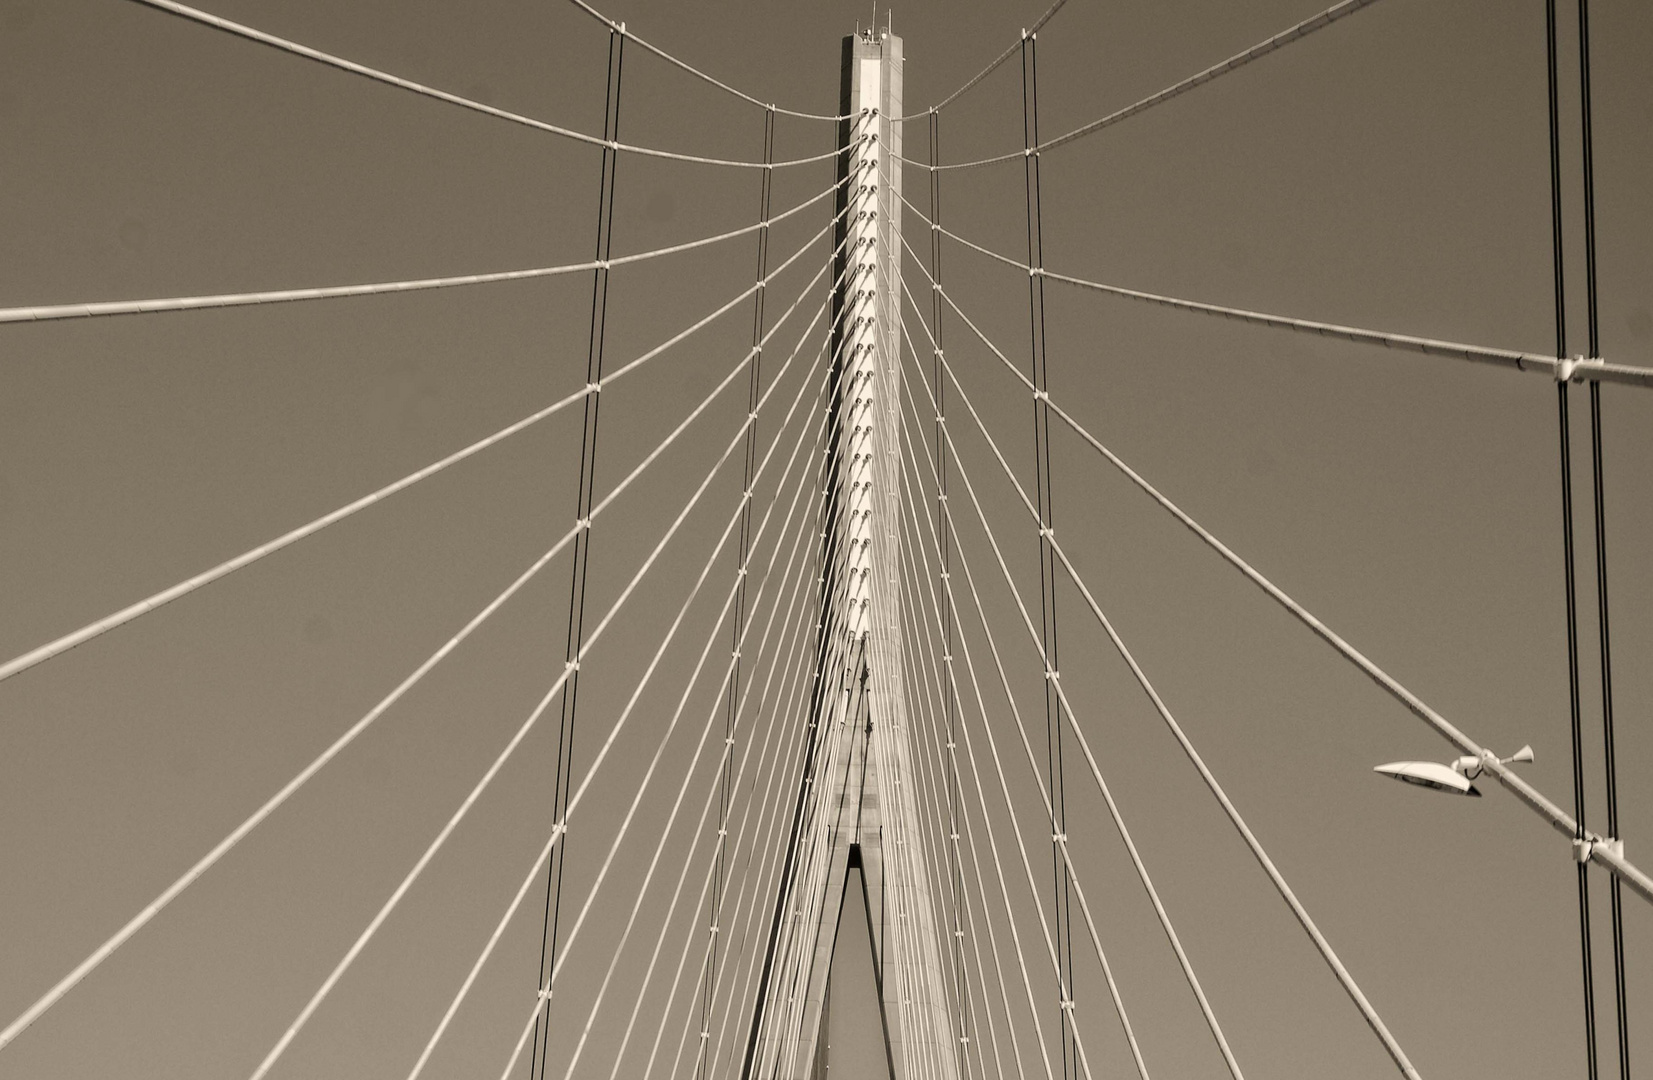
left=1, top=1, right=1650, bottom=1079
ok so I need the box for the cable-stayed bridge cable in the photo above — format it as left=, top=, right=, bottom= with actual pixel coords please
left=890, top=188, right=1653, bottom=389
left=909, top=0, right=1388, bottom=172
left=489, top=233, right=861, bottom=1080
left=0, top=206, right=848, bottom=1058
left=0, top=181, right=851, bottom=691
left=897, top=309, right=1244, bottom=1080
left=894, top=385, right=1151, bottom=1080
left=126, top=0, right=849, bottom=171
left=902, top=288, right=1420, bottom=1077
left=244, top=222, right=843, bottom=1080
left=561, top=0, right=844, bottom=121
left=0, top=177, right=844, bottom=325
left=896, top=0, right=1071, bottom=120
left=918, top=242, right=1653, bottom=907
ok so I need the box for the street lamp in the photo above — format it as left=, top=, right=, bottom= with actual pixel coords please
left=1373, top=745, right=1534, bottom=797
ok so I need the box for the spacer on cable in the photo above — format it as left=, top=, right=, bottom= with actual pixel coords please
left=566, top=659, right=581, bottom=672
left=1060, top=999, right=1075, bottom=1012
left=1052, top=832, right=1067, bottom=842
left=586, top=381, right=602, bottom=395
left=576, top=516, right=593, bottom=531
left=1043, top=667, right=1058, bottom=680
left=1033, top=388, right=1050, bottom=401
left=1039, top=525, right=1054, bottom=538
left=538, top=988, right=554, bottom=1001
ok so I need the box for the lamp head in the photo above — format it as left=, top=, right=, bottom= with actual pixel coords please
left=1373, top=760, right=1481, bottom=797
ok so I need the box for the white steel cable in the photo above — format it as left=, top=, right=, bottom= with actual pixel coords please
left=905, top=286, right=1426, bottom=1077
left=893, top=184, right=1653, bottom=391
left=0, top=201, right=847, bottom=689
left=245, top=237, right=847, bottom=1080
left=560, top=0, right=844, bottom=122
left=914, top=234, right=1653, bottom=907
left=682, top=421, right=871, bottom=1080
left=895, top=382, right=1152, bottom=1080
left=901, top=303, right=1249, bottom=1079
left=0, top=176, right=844, bottom=325
left=895, top=0, right=1071, bottom=120
left=646, top=340, right=863, bottom=1080
left=408, top=379, right=822, bottom=1080
left=894, top=540, right=986, bottom=1080
left=482, top=260, right=855, bottom=1080
left=128, top=0, right=851, bottom=171
left=909, top=0, right=1388, bottom=172
left=550, top=307, right=841, bottom=1080
left=0, top=216, right=844, bottom=1058
left=606, top=422, right=827, bottom=1080
left=893, top=500, right=1097, bottom=1080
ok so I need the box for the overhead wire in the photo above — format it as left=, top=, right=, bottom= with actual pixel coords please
left=126, top=0, right=846, bottom=171
left=908, top=0, right=1388, bottom=172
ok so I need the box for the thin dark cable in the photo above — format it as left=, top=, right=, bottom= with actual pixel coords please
left=1576, top=2, right=1629, bottom=1074
left=929, top=107, right=973, bottom=1080
left=1547, top=5, right=1600, bottom=1080
left=1021, top=33, right=1077, bottom=1080
left=698, top=105, right=776, bottom=1080
left=531, top=29, right=624, bottom=1080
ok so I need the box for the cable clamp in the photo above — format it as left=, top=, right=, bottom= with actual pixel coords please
left=552, top=822, right=568, bottom=835
left=1043, top=667, right=1058, bottom=680
left=586, top=381, right=601, bottom=395
left=1052, top=832, right=1068, bottom=843
left=1033, top=389, right=1050, bottom=401
left=1059, top=998, right=1075, bottom=1012
left=565, top=659, right=581, bottom=672
left=1039, top=525, right=1054, bottom=538
left=708, top=924, right=720, bottom=935
left=576, top=517, right=592, bottom=531
left=731, top=648, right=742, bottom=660
left=538, top=988, right=554, bottom=1002
left=1556, top=354, right=1604, bottom=382
left=1573, top=837, right=1594, bottom=863
left=596, top=259, right=611, bottom=271
left=724, top=736, right=736, bottom=748
left=699, top=1030, right=711, bottom=1041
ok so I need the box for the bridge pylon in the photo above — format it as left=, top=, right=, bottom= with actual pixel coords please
left=737, top=27, right=961, bottom=1080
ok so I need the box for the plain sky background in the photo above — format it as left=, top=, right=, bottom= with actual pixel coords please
left=1, top=1, right=1650, bottom=1079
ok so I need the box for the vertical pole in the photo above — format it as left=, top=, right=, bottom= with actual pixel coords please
left=1020, top=30, right=1077, bottom=1080
left=1544, top=4, right=1600, bottom=1079
left=929, top=106, right=972, bottom=1080
left=530, top=26, right=624, bottom=1080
